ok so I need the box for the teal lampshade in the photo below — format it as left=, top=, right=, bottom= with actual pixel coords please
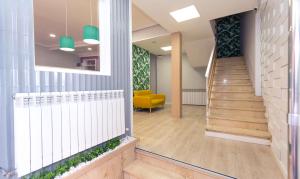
left=83, top=25, right=99, bottom=44
left=59, top=36, right=75, bottom=52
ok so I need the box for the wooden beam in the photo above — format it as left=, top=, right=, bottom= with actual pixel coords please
left=171, top=32, right=182, bottom=119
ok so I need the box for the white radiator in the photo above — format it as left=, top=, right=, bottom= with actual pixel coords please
left=13, top=90, right=125, bottom=177
left=182, top=89, right=206, bottom=105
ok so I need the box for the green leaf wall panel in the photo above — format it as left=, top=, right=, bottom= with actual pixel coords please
left=132, top=45, right=150, bottom=90
left=216, top=14, right=242, bottom=58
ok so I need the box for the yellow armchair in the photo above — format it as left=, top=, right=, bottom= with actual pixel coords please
left=133, top=90, right=165, bottom=112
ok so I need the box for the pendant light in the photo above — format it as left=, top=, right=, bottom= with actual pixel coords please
left=83, top=0, right=99, bottom=44
left=60, top=0, right=75, bottom=52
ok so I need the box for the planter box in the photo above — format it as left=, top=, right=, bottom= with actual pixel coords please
left=61, top=137, right=137, bottom=179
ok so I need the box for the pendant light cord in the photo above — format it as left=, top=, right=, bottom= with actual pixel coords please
left=90, top=0, right=93, bottom=25
left=65, top=0, right=68, bottom=36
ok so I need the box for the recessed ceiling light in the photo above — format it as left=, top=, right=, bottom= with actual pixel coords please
left=49, top=33, right=56, bottom=38
left=170, top=5, right=200, bottom=23
left=161, top=46, right=172, bottom=51
left=87, top=47, right=92, bottom=51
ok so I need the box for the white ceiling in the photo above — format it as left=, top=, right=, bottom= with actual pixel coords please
left=132, top=0, right=257, bottom=67
left=133, top=0, right=257, bottom=41
left=132, top=5, right=157, bottom=31
left=134, top=35, right=171, bottom=56
left=34, top=0, right=258, bottom=63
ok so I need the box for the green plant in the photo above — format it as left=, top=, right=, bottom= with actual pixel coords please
left=40, top=171, right=55, bottom=179
left=26, top=137, right=121, bottom=179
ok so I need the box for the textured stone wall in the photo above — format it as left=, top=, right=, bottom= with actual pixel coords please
left=259, top=0, right=289, bottom=176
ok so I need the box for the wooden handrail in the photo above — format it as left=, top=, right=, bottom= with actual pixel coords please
left=205, top=47, right=217, bottom=120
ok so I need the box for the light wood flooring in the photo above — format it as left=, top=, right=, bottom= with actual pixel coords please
left=133, top=105, right=284, bottom=179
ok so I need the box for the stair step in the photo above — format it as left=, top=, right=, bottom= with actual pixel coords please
left=216, top=66, right=247, bottom=70
left=211, top=90, right=253, bottom=93
left=206, top=125, right=272, bottom=139
left=217, top=56, right=244, bottom=61
left=212, top=85, right=253, bottom=92
left=210, top=108, right=265, bottom=118
left=215, top=71, right=249, bottom=75
left=208, top=118, right=268, bottom=131
left=215, top=76, right=250, bottom=80
left=208, top=114, right=267, bottom=123
left=215, top=74, right=249, bottom=79
left=211, top=97, right=263, bottom=102
left=214, top=82, right=251, bottom=86
left=216, top=59, right=245, bottom=62
left=213, top=84, right=252, bottom=86
left=211, top=92, right=260, bottom=100
left=217, top=60, right=245, bottom=64
left=210, top=106, right=265, bottom=112
left=210, top=100, right=265, bottom=109
left=216, top=63, right=246, bottom=67
left=124, top=160, right=184, bottom=179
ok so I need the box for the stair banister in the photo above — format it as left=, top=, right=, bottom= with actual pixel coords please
left=205, top=46, right=216, bottom=121
left=205, top=46, right=216, bottom=78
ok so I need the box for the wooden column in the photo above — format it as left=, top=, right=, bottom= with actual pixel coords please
left=171, top=32, right=182, bottom=119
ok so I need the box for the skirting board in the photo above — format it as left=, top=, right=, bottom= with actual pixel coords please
left=205, top=131, right=271, bottom=146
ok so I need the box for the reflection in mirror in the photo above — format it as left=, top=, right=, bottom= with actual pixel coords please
left=34, top=0, right=100, bottom=72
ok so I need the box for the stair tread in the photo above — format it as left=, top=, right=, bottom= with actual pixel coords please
left=210, top=106, right=265, bottom=112
left=208, top=114, right=267, bottom=123
left=215, top=73, right=248, bottom=75
left=216, top=66, right=247, bottom=69
left=211, top=97, right=263, bottom=102
left=212, top=89, right=254, bottom=92
left=216, top=65, right=246, bottom=67
left=215, top=76, right=250, bottom=79
left=215, top=73, right=249, bottom=75
left=124, top=160, right=184, bottom=179
left=214, top=83, right=252, bottom=86
left=214, top=79, right=250, bottom=82
left=206, top=125, right=271, bottom=139
left=212, top=90, right=254, bottom=93
left=213, top=84, right=252, bottom=86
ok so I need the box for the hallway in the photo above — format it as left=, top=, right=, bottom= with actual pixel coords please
left=133, top=105, right=284, bottom=179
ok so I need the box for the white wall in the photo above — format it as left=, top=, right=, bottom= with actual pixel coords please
left=35, top=45, right=80, bottom=68
left=184, top=38, right=215, bottom=68
left=241, top=10, right=262, bottom=96
left=157, top=55, right=206, bottom=104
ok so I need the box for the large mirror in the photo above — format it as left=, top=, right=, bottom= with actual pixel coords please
left=34, top=0, right=102, bottom=73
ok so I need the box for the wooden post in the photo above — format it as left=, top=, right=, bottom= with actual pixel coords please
left=171, top=32, right=182, bottom=119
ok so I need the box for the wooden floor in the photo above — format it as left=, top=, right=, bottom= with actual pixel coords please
left=133, top=105, right=284, bottom=179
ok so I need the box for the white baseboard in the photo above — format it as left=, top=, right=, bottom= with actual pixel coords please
left=205, top=131, right=271, bottom=145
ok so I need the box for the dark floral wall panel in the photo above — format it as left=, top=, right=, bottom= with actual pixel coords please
left=132, top=45, right=150, bottom=90
left=216, top=14, right=242, bottom=58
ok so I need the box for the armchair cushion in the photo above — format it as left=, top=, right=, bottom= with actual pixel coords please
left=133, top=90, right=165, bottom=110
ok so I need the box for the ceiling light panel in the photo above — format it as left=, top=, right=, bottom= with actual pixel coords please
left=161, top=46, right=172, bottom=51
left=170, top=5, right=200, bottom=23
left=49, top=33, right=56, bottom=38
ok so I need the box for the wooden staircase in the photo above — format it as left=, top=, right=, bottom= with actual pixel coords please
left=205, top=57, right=271, bottom=145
